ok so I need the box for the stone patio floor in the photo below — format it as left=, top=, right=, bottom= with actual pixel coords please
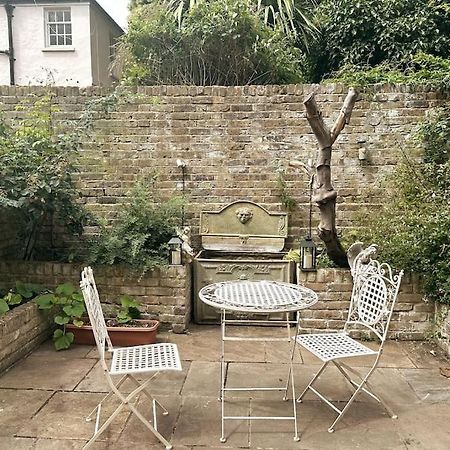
left=1, top=325, right=450, bottom=450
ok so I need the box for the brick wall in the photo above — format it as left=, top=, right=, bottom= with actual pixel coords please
left=0, top=84, right=448, bottom=257
left=435, top=303, right=450, bottom=357
left=0, top=261, right=191, bottom=333
left=0, top=301, right=53, bottom=374
left=298, top=269, right=431, bottom=340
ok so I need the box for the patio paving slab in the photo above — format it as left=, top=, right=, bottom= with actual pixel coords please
left=399, top=367, right=450, bottom=402
left=173, top=395, right=250, bottom=448
left=16, top=391, right=127, bottom=441
left=34, top=439, right=106, bottom=450
left=0, top=355, right=95, bottom=391
left=182, top=361, right=220, bottom=397
left=1, top=326, right=450, bottom=449
left=116, top=394, right=181, bottom=446
left=0, top=437, right=36, bottom=450
left=396, top=402, right=450, bottom=450
left=0, top=388, right=53, bottom=436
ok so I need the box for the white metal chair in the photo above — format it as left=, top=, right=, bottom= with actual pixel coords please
left=80, top=267, right=182, bottom=450
left=296, top=247, right=404, bottom=432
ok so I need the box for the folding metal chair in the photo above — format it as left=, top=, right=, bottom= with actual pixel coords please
left=80, top=267, right=182, bottom=450
left=296, top=247, right=404, bottom=432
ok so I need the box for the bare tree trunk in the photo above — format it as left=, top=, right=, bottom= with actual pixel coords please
left=304, top=88, right=358, bottom=267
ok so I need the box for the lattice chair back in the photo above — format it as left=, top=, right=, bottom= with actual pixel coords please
left=80, top=267, right=113, bottom=361
left=345, top=258, right=404, bottom=342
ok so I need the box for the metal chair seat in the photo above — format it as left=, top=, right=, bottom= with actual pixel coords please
left=296, top=333, right=377, bottom=362
left=111, top=343, right=181, bottom=375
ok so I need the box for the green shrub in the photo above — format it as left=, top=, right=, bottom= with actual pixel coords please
left=311, top=0, right=450, bottom=80
left=0, top=282, right=45, bottom=315
left=326, top=53, right=450, bottom=90
left=36, top=282, right=86, bottom=350
left=118, top=0, right=306, bottom=85
left=0, top=94, right=91, bottom=261
left=88, top=177, right=183, bottom=275
left=355, top=105, right=450, bottom=304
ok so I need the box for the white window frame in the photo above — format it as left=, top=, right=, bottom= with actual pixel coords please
left=44, top=8, right=73, bottom=49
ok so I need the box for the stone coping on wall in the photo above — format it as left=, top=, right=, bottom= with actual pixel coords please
left=0, top=83, right=448, bottom=97
left=0, top=261, right=192, bottom=334
left=298, top=268, right=432, bottom=341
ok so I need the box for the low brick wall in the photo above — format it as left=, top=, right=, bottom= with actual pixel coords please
left=0, top=261, right=192, bottom=333
left=298, top=268, right=431, bottom=340
left=435, top=303, right=450, bottom=357
left=0, top=300, right=53, bottom=374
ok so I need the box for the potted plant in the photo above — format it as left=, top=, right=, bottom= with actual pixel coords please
left=36, top=283, right=159, bottom=350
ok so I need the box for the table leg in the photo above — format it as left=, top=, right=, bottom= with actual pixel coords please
left=220, top=309, right=227, bottom=443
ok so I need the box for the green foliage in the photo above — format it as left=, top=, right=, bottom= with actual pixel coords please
left=89, top=177, right=183, bottom=275
left=36, top=282, right=86, bottom=350
left=327, top=53, right=450, bottom=90
left=355, top=105, right=450, bottom=304
left=311, top=0, right=450, bottom=80
left=277, top=172, right=297, bottom=211
left=0, top=282, right=45, bottom=316
left=0, top=94, right=91, bottom=261
left=116, top=295, right=141, bottom=324
left=119, top=0, right=306, bottom=85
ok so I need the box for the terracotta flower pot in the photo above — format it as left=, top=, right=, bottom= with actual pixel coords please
left=66, top=319, right=159, bottom=347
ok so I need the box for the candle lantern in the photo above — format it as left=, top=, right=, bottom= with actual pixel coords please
left=168, top=236, right=183, bottom=265
left=300, top=236, right=317, bottom=271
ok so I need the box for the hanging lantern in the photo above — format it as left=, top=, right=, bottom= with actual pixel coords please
left=300, top=236, right=317, bottom=271
left=168, top=236, right=183, bottom=265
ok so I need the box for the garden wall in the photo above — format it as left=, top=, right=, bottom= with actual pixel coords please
left=435, top=303, right=450, bottom=357
left=0, top=84, right=449, bottom=257
left=0, top=261, right=431, bottom=341
left=0, top=261, right=191, bottom=333
left=0, top=300, right=53, bottom=373
left=298, top=269, right=431, bottom=340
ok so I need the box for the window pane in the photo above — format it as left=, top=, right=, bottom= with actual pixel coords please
left=65, top=24, right=72, bottom=35
left=57, top=35, right=64, bottom=45
left=57, top=24, right=64, bottom=34
left=48, top=11, right=55, bottom=22
left=64, top=11, right=71, bottom=21
left=66, top=36, right=72, bottom=45
left=50, top=35, right=57, bottom=45
left=56, top=11, right=63, bottom=22
left=49, top=24, right=57, bottom=34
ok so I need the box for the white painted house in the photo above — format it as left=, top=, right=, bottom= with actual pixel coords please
left=0, top=0, right=124, bottom=86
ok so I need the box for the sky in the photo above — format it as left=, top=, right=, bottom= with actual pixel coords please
left=96, top=0, right=130, bottom=30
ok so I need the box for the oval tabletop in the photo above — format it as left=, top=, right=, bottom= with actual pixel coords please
left=199, top=280, right=318, bottom=313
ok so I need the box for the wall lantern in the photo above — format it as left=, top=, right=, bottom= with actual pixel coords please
left=168, top=236, right=183, bottom=266
left=300, top=236, right=317, bottom=271
left=300, top=165, right=317, bottom=271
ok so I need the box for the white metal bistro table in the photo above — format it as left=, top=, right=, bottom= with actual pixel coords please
left=199, top=280, right=318, bottom=443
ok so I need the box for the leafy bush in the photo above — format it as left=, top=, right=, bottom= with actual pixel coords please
left=355, top=105, right=450, bottom=304
left=118, top=0, right=306, bottom=85
left=326, top=53, right=450, bottom=89
left=36, top=282, right=86, bottom=350
left=0, top=282, right=45, bottom=315
left=0, top=94, right=91, bottom=261
left=311, top=0, right=450, bottom=80
left=88, top=177, right=183, bottom=275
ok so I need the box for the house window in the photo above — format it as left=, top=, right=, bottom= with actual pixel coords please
left=45, top=9, right=72, bottom=47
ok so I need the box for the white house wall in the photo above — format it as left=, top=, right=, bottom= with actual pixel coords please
left=0, top=8, right=10, bottom=84
left=0, top=3, right=93, bottom=86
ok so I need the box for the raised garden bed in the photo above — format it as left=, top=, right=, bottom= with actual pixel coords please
left=0, top=300, right=53, bottom=373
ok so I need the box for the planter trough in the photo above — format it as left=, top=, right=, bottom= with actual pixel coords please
left=66, top=319, right=160, bottom=347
